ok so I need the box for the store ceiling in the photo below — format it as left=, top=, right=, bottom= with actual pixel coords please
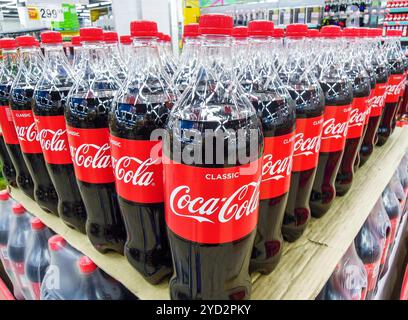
left=0, top=0, right=112, bottom=19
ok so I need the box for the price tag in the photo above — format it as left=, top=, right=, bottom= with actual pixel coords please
left=27, top=4, right=64, bottom=22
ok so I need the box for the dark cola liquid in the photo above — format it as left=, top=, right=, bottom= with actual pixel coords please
left=336, top=75, right=371, bottom=196
left=283, top=87, right=325, bottom=242
left=25, top=229, right=52, bottom=285
left=34, top=89, right=87, bottom=233
left=109, top=101, right=172, bottom=284
left=0, top=86, right=34, bottom=198
left=166, top=114, right=262, bottom=300
left=250, top=97, right=295, bottom=274
left=310, top=81, right=353, bottom=218
left=10, top=88, right=58, bottom=214
left=0, top=134, right=16, bottom=186
left=65, top=96, right=126, bottom=254
left=360, top=75, right=389, bottom=166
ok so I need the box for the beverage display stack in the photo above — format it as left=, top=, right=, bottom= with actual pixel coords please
left=0, top=14, right=407, bottom=300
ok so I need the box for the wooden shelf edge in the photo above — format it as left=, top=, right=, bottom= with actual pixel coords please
left=8, top=127, right=408, bottom=301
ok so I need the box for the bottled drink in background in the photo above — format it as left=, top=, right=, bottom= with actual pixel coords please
left=164, top=14, right=263, bottom=300
left=109, top=21, right=173, bottom=284
left=157, top=33, right=178, bottom=77
left=231, top=26, right=249, bottom=78
left=119, top=35, right=132, bottom=68
left=378, top=29, right=405, bottom=146
left=0, top=190, right=15, bottom=285
left=65, top=27, right=126, bottom=254
left=173, top=23, right=200, bottom=94
left=310, top=26, right=353, bottom=218
left=74, top=256, right=136, bottom=300
left=0, top=38, right=34, bottom=198
left=103, top=31, right=127, bottom=82
left=336, top=28, right=371, bottom=196
left=239, top=20, right=295, bottom=274
left=271, top=28, right=285, bottom=71
left=70, top=36, right=83, bottom=75
left=360, top=28, right=390, bottom=166
left=41, top=235, right=82, bottom=300
left=10, top=35, right=59, bottom=215
left=7, top=203, right=32, bottom=300
left=24, top=218, right=53, bottom=300
left=280, top=24, right=325, bottom=242
left=0, top=133, right=16, bottom=186
left=34, top=31, right=87, bottom=233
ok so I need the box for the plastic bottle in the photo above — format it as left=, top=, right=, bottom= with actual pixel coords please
left=103, top=31, right=127, bottom=82
left=0, top=190, right=15, bottom=285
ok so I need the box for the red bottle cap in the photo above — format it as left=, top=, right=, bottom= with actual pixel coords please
left=130, top=20, right=158, bottom=37
left=41, top=31, right=63, bottom=44
left=320, top=25, right=342, bottom=38
left=248, top=20, right=274, bottom=37
left=232, top=26, right=248, bottom=38
left=16, top=35, right=37, bottom=47
left=0, top=190, right=9, bottom=201
left=0, top=38, right=17, bottom=50
left=12, top=203, right=25, bottom=215
left=184, top=23, right=199, bottom=38
left=80, top=27, right=104, bottom=42
left=199, top=14, right=233, bottom=36
left=120, top=35, right=132, bottom=45
left=273, top=28, right=285, bottom=38
left=307, top=29, right=320, bottom=38
left=71, top=36, right=82, bottom=46
left=343, top=27, right=359, bottom=37
left=78, top=256, right=98, bottom=274
left=104, top=31, right=119, bottom=43
left=387, top=29, right=403, bottom=37
left=48, top=235, right=67, bottom=251
left=31, top=217, right=46, bottom=230
left=286, top=23, right=308, bottom=37
left=161, top=34, right=171, bottom=42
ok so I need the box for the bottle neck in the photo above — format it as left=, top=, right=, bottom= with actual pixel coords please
left=199, top=35, right=233, bottom=70
left=1, top=49, right=19, bottom=78
left=129, top=37, right=162, bottom=71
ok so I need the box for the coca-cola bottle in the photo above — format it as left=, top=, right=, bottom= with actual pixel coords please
left=0, top=190, right=15, bottom=285
left=279, top=24, right=325, bottom=242
left=10, top=35, right=59, bottom=215
left=103, top=31, right=127, bottom=82
left=33, top=31, right=87, bottom=233
left=7, top=203, right=32, bottom=300
left=65, top=27, right=126, bottom=254
left=24, top=218, right=53, bottom=300
left=377, top=29, right=405, bottom=146
left=173, top=23, right=200, bottom=94
left=71, top=36, right=83, bottom=75
left=360, top=28, right=390, bottom=166
left=310, top=26, right=353, bottom=217
left=232, top=26, right=249, bottom=78
left=0, top=132, right=16, bottom=186
left=157, top=33, right=177, bottom=77
left=335, top=28, right=371, bottom=196
left=164, top=14, right=263, bottom=300
left=74, top=256, right=136, bottom=300
left=41, top=235, right=82, bottom=300
left=119, top=35, right=132, bottom=67
left=0, top=38, right=34, bottom=198
left=109, top=21, right=173, bottom=284
left=238, top=20, right=295, bottom=274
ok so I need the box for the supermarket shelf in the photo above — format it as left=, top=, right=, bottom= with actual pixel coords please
left=8, top=127, right=408, bottom=300
left=401, top=37, right=408, bottom=41
left=388, top=8, right=408, bottom=13
left=384, top=21, right=408, bottom=25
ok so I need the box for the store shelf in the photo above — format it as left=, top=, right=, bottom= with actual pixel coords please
left=8, top=127, right=408, bottom=300
left=384, top=21, right=408, bottom=25
left=388, top=8, right=408, bottom=13
left=401, top=37, right=408, bottom=41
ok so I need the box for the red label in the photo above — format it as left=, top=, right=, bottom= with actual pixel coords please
left=260, top=132, right=295, bottom=200
left=66, top=126, right=114, bottom=184
left=292, top=116, right=324, bottom=172
left=385, top=74, right=405, bottom=103
left=380, top=233, right=391, bottom=266
left=365, top=262, right=380, bottom=292
left=11, top=109, right=42, bottom=154
left=320, top=105, right=351, bottom=153
left=164, top=156, right=262, bottom=244
left=34, top=115, right=71, bottom=165
left=0, top=106, right=19, bottom=144
left=110, top=135, right=164, bottom=203
left=347, top=97, right=369, bottom=139
left=368, top=84, right=387, bottom=117
left=389, top=217, right=399, bottom=247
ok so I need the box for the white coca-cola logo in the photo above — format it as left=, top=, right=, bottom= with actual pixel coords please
left=39, top=129, right=67, bottom=152
left=293, top=132, right=321, bottom=157
left=169, top=180, right=260, bottom=223
left=15, top=122, right=40, bottom=143
left=112, top=156, right=156, bottom=187
left=369, top=94, right=385, bottom=109
left=321, top=118, right=348, bottom=140
left=348, top=108, right=365, bottom=128
left=262, top=154, right=292, bottom=182
left=386, top=79, right=404, bottom=96
left=70, top=143, right=111, bottom=169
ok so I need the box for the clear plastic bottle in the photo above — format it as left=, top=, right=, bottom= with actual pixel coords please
left=119, top=35, right=132, bottom=67
left=103, top=31, right=127, bottom=82
left=231, top=26, right=249, bottom=78
left=71, top=35, right=83, bottom=75
left=0, top=190, right=15, bottom=286
left=157, top=32, right=178, bottom=77
left=65, top=27, right=126, bottom=254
